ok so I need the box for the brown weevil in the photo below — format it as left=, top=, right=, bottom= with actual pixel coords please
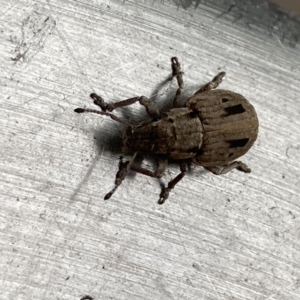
left=75, top=57, right=258, bottom=204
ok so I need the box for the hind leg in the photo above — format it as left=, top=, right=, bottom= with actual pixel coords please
left=194, top=71, right=226, bottom=94
left=205, top=161, right=251, bottom=175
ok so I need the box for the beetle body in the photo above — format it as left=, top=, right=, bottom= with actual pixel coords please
left=75, top=57, right=259, bottom=204
left=123, top=89, right=258, bottom=168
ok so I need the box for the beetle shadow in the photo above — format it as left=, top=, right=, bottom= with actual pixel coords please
left=69, top=124, right=123, bottom=202
left=150, top=74, right=174, bottom=110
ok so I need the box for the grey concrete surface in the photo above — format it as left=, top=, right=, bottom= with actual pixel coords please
left=1, top=0, right=300, bottom=299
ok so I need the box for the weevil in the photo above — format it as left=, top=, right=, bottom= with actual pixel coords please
left=75, top=57, right=258, bottom=204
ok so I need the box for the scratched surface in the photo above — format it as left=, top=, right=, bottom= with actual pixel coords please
left=1, top=0, right=300, bottom=299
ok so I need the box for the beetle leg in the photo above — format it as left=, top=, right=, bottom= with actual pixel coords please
left=158, top=162, right=187, bottom=205
left=194, top=71, right=226, bottom=94
left=130, top=158, right=188, bottom=204
left=91, top=93, right=139, bottom=112
left=205, top=161, right=251, bottom=175
left=74, top=107, right=129, bottom=125
left=138, top=96, right=160, bottom=119
left=104, top=153, right=137, bottom=200
left=171, top=57, right=184, bottom=108
left=90, top=93, right=160, bottom=119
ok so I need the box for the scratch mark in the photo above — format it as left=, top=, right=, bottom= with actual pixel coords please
left=272, top=33, right=286, bottom=52
left=69, top=152, right=103, bottom=202
left=265, top=280, right=297, bottom=300
left=286, top=144, right=300, bottom=159
left=0, top=2, right=18, bottom=20
left=109, top=51, right=139, bottom=77
left=217, top=4, right=236, bottom=18
left=45, top=0, right=93, bottom=90
left=11, top=10, right=56, bottom=63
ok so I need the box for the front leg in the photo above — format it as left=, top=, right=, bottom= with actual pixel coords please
left=171, top=57, right=184, bottom=108
left=205, top=161, right=251, bottom=175
left=91, top=93, right=160, bottom=119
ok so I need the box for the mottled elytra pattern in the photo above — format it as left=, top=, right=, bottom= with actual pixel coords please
left=74, top=57, right=259, bottom=204
left=186, top=89, right=258, bottom=167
